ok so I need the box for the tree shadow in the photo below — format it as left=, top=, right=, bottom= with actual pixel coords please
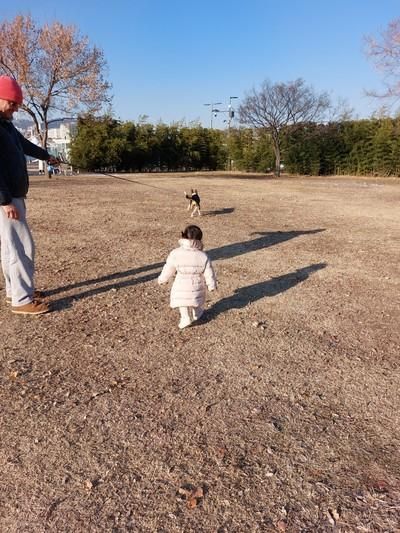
left=204, top=207, right=235, bottom=216
left=49, top=229, right=325, bottom=310
left=199, top=263, right=327, bottom=322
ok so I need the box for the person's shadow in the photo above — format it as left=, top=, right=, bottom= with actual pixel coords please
left=208, top=229, right=325, bottom=261
left=48, top=229, right=325, bottom=310
left=199, top=263, right=327, bottom=322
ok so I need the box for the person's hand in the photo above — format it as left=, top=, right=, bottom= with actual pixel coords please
left=2, top=203, right=19, bottom=220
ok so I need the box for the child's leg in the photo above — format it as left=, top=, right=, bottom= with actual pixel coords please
left=178, top=307, right=192, bottom=329
left=191, top=306, right=204, bottom=321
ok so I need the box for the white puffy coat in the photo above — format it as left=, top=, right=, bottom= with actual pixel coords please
left=158, top=239, right=217, bottom=308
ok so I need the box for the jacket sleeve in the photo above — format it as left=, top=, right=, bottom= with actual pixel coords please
left=0, top=167, right=12, bottom=205
left=204, top=258, right=217, bottom=291
left=17, top=130, right=50, bottom=160
left=158, top=253, right=177, bottom=284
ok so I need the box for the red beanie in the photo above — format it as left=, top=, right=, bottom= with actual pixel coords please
left=0, top=76, right=23, bottom=104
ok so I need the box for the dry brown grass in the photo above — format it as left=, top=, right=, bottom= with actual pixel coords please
left=0, top=172, right=399, bottom=532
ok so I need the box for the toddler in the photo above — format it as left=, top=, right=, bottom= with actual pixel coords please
left=158, top=225, right=217, bottom=329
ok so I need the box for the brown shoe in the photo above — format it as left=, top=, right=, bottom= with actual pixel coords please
left=11, top=300, right=50, bottom=315
left=6, top=290, right=46, bottom=304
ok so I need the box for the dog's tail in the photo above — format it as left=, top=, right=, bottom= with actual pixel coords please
left=184, top=191, right=191, bottom=200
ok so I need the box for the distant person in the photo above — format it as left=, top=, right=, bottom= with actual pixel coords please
left=0, top=75, right=59, bottom=315
left=158, top=225, right=217, bottom=329
left=47, top=163, right=60, bottom=176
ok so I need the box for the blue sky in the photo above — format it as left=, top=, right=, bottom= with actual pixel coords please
left=2, top=0, right=400, bottom=126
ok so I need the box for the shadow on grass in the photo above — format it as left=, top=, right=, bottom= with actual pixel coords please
left=204, top=207, right=235, bottom=216
left=49, top=229, right=325, bottom=310
left=197, top=263, right=327, bottom=323
left=208, top=229, right=324, bottom=262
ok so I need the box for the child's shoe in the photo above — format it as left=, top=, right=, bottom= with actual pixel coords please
left=178, top=317, right=192, bottom=329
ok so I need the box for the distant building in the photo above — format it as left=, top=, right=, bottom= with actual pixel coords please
left=47, top=120, right=77, bottom=160
left=18, top=118, right=77, bottom=160
left=19, top=118, right=78, bottom=174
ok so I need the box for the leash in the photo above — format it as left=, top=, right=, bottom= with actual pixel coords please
left=56, top=156, right=184, bottom=195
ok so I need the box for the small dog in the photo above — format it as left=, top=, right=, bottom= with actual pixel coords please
left=184, top=189, right=201, bottom=217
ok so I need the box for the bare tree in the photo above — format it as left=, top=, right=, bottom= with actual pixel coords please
left=328, top=97, right=355, bottom=122
left=239, top=79, right=330, bottom=176
left=0, top=14, right=111, bottom=150
left=365, top=18, right=400, bottom=103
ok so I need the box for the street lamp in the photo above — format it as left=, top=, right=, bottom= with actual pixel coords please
left=227, top=96, right=239, bottom=129
left=227, top=97, right=239, bottom=170
left=204, top=102, right=223, bottom=128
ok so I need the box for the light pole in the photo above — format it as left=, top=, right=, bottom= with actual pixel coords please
left=227, top=96, right=239, bottom=130
left=204, top=102, right=223, bottom=128
left=227, top=96, right=238, bottom=170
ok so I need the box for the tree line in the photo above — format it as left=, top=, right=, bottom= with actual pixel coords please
left=229, top=117, right=400, bottom=176
left=69, top=114, right=400, bottom=177
left=69, top=116, right=227, bottom=172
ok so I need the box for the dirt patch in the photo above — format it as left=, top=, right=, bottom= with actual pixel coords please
left=1, top=172, right=399, bottom=532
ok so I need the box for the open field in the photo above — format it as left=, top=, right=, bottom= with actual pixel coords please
left=1, top=171, right=399, bottom=532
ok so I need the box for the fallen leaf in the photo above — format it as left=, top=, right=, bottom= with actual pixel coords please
left=192, top=487, right=204, bottom=499
left=177, top=485, right=193, bottom=498
left=216, top=447, right=227, bottom=459
left=371, top=479, right=390, bottom=493
left=276, top=520, right=287, bottom=531
left=187, top=497, right=198, bottom=509
left=177, top=484, right=205, bottom=509
left=326, top=510, right=335, bottom=525
left=330, top=508, right=340, bottom=521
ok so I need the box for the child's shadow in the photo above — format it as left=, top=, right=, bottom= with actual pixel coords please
left=199, top=263, right=327, bottom=323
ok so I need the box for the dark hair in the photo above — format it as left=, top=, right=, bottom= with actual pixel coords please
left=181, top=225, right=203, bottom=241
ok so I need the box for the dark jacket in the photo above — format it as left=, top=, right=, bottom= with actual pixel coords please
left=0, top=119, right=50, bottom=205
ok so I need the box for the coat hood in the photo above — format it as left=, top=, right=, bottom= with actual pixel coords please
left=178, top=238, right=204, bottom=251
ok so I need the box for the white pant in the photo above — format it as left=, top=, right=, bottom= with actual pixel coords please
left=179, top=306, right=204, bottom=323
left=0, top=198, right=35, bottom=306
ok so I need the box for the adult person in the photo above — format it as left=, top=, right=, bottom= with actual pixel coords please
left=0, top=75, right=59, bottom=315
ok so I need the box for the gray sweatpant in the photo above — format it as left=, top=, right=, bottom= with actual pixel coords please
left=0, top=198, right=35, bottom=306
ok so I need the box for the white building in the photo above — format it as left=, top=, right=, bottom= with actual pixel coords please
left=22, top=119, right=76, bottom=158
left=47, top=120, right=77, bottom=160
left=21, top=119, right=77, bottom=174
